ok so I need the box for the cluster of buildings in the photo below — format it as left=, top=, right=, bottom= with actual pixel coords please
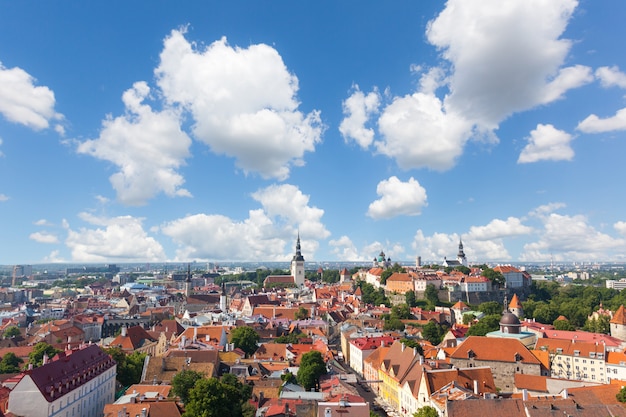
left=0, top=239, right=625, bottom=417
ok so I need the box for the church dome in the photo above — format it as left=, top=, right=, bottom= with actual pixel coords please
left=500, top=312, right=520, bottom=326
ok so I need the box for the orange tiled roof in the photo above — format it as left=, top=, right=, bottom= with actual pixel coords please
left=450, top=336, right=541, bottom=364
left=509, top=293, right=521, bottom=308
left=611, top=305, right=626, bottom=325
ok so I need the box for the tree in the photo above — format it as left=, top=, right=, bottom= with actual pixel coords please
left=399, top=338, right=424, bottom=355
left=383, top=318, right=405, bottom=331
left=294, top=306, right=310, bottom=320
left=478, top=301, right=502, bottom=316
left=481, top=268, right=505, bottom=286
left=184, top=377, right=243, bottom=417
left=28, top=342, right=60, bottom=368
left=533, top=304, right=559, bottom=324
left=618, top=386, right=626, bottom=403
left=230, top=326, right=260, bottom=357
left=0, top=352, right=23, bottom=373
left=297, top=350, right=327, bottom=391
left=413, top=405, right=439, bottom=417
left=104, top=347, right=146, bottom=387
left=391, top=303, right=412, bottom=320
left=583, top=315, right=610, bottom=334
left=422, top=322, right=446, bottom=345
left=221, top=373, right=252, bottom=403
left=3, top=326, right=20, bottom=339
left=172, top=369, right=204, bottom=404
left=466, top=314, right=501, bottom=337
left=405, top=290, right=417, bottom=307
left=553, top=318, right=575, bottom=331
left=380, top=269, right=394, bottom=285
left=462, top=313, right=476, bottom=325
left=424, top=284, right=439, bottom=306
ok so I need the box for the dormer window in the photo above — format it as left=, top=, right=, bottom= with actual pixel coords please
left=590, top=352, right=596, bottom=358
left=574, top=350, right=580, bottom=356
left=467, top=349, right=476, bottom=359
left=556, top=348, right=563, bottom=354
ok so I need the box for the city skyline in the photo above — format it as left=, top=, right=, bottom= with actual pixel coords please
left=1, top=1, right=626, bottom=265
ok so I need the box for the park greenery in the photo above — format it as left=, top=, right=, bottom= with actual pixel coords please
left=230, top=326, right=260, bottom=357
left=103, top=347, right=146, bottom=387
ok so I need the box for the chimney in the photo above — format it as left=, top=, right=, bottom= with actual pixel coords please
left=141, top=408, right=147, bottom=417
left=473, top=380, right=479, bottom=395
left=325, top=407, right=332, bottom=417
left=161, top=358, right=166, bottom=371
left=562, top=388, right=568, bottom=399
left=401, top=343, right=405, bottom=352
left=42, top=353, right=49, bottom=365
left=522, top=389, right=528, bottom=401
left=121, top=326, right=127, bottom=337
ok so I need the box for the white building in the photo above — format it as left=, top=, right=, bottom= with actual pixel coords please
left=8, top=344, right=116, bottom=417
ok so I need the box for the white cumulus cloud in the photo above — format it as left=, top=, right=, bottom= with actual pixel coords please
left=161, top=183, right=329, bottom=261
left=518, top=124, right=574, bottom=163
left=155, top=30, right=323, bottom=180
left=521, top=208, right=626, bottom=262
left=0, top=62, right=63, bottom=130
left=577, top=108, right=626, bottom=133
left=29, top=231, right=59, bottom=244
left=77, top=81, right=192, bottom=206
left=468, top=217, right=533, bottom=240
left=343, top=0, right=590, bottom=172
left=367, top=176, right=428, bottom=219
left=66, top=213, right=166, bottom=262
left=595, top=66, right=626, bottom=89
left=339, top=86, right=380, bottom=148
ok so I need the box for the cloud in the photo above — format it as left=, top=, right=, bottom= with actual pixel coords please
left=577, top=108, right=626, bottom=133
left=66, top=214, right=166, bottom=262
left=614, top=221, right=626, bottom=236
left=467, top=217, right=533, bottom=240
left=43, top=250, right=64, bottom=263
left=77, top=81, right=192, bottom=206
left=328, top=236, right=363, bottom=261
left=521, top=205, right=626, bottom=261
left=428, top=0, right=588, bottom=128
left=367, top=176, right=428, bottom=219
left=0, top=194, right=8, bottom=202
left=161, top=183, right=329, bottom=261
left=595, top=66, right=626, bottom=89
left=518, top=124, right=574, bottom=163
left=339, top=86, right=380, bottom=148
left=155, top=30, right=324, bottom=180
left=376, top=91, right=472, bottom=171
left=29, top=231, right=59, bottom=244
left=0, top=62, right=63, bottom=130
left=412, top=216, right=533, bottom=263
left=34, top=219, right=52, bottom=226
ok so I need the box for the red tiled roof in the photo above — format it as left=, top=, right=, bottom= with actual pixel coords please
left=450, top=336, right=541, bottom=364
left=25, top=345, right=115, bottom=402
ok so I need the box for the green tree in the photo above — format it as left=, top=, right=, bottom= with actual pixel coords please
left=391, top=303, right=412, bottom=320
left=424, top=284, right=439, bottom=306
left=553, top=318, right=575, bottom=331
left=380, top=269, right=394, bottom=285
left=221, top=373, right=252, bottom=403
left=0, top=352, right=23, bottom=373
left=3, top=326, right=20, bottom=339
left=184, top=377, right=242, bottom=417
left=230, top=326, right=260, bottom=357
left=422, top=321, right=446, bottom=345
left=172, top=369, right=204, bottom=404
left=383, top=318, right=405, bottom=331
left=583, top=315, right=611, bottom=334
left=481, top=268, right=505, bottom=286
left=466, top=314, right=500, bottom=337
left=104, top=347, right=146, bottom=387
left=413, top=405, right=439, bottom=417
left=454, top=265, right=471, bottom=275
left=462, top=313, right=476, bottom=325
left=399, top=338, right=424, bottom=355
left=618, top=386, right=626, bottom=403
left=478, top=301, right=502, bottom=316
left=533, top=304, right=559, bottom=324
left=405, top=290, right=417, bottom=307
left=297, top=350, right=327, bottom=391
left=28, top=342, right=60, bottom=368
left=294, top=306, right=310, bottom=320
left=275, top=332, right=306, bottom=344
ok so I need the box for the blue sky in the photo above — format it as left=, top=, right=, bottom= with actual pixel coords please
left=1, top=0, right=626, bottom=265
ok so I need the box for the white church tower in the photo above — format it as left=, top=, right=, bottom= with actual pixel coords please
left=291, top=234, right=305, bottom=288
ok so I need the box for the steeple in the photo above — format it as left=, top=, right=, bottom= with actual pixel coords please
left=185, top=264, right=192, bottom=297
left=457, top=238, right=467, bottom=266
left=290, top=233, right=305, bottom=287
left=292, top=232, right=305, bottom=262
